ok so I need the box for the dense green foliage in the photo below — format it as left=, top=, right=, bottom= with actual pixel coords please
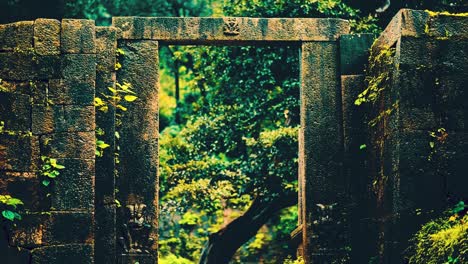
left=407, top=203, right=467, bottom=264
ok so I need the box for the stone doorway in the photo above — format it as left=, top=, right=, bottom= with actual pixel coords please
left=95, top=16, right=350, bottom=263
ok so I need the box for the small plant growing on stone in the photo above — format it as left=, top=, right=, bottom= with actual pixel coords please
left=40, top=156, right=65, bottom=187
left=0, top=195, right=23, bottom=221
left=95, top=81, right=138, bottom=157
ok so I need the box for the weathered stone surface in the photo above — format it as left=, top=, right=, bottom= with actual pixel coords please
left=117, top=40, right=159, bottom=254
left=61, top=19, right=96, bottom=54
left=7, top=211, right=93, bottom=247
left=119, top=254, right=156, bottom=264
left=0, top=91, right=31, bottom=131
left=0, top=134, right=39, bottom=171
left=31, top=244, right=93, bottom=264
left=44, top=212, right=93, bottom=243
left=34, top=19, right=61, bottom=55
left=62, top=54, right=96, bottom=82
left=48, top=79, right=95, bottom=106
left=8, top=213, right=48, bottom=248
left=0, top=21, right=34, bottom=51
left=373, top=9, right=468, bottom=53
left=0, top=53, right=61, bottom=80
left=51, top=158, right=95, bottom=210
left=0, top=176, right=50, bottom=211
left=300, top=41, right=345, bottom=263
left=40, top=132, right=95, bottom=159
left=32, top=105, right=95, bottom=134
left=95, top=205, right=116, bottom=264
left=112, top=17, right=350, bottom=43
left=96, top=26, right=118, bottom=72
left=340, top=34, right=375, bottom=75
left=95, top=26, right=117, bottom=264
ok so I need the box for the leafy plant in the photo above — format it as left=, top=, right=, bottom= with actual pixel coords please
left=40, top=156, right=65, bottom=187
left=0, top=195, right=24, bottom=221
left=407, top=204, right=468, bottom=264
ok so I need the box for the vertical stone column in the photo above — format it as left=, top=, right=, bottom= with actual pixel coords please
left=300, top=41, right=347, bottom=263
left=116, top=40, right=159, bottom=264
left=95, top=26, right=119, bottom=264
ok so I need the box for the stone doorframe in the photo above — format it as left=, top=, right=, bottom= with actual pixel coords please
left=99, top=16, right=350, bottom=264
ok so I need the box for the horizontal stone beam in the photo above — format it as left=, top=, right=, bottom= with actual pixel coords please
left=112, top=17, right=350, bottom=43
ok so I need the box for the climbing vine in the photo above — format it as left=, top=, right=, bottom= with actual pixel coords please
left=354, top=45, right=395, bottom=106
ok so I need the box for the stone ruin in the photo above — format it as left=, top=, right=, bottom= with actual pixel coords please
left=0, top=9, right=467, bottom=264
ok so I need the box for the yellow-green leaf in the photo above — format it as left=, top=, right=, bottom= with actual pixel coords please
left=124, top=95, right=137, bottom=102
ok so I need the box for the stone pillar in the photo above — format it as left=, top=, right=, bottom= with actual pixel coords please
left=300, top=41, right=347, bottom=263
left=95, top=26, right=119, bottom=264
left=116, top=40, right=159, bottom=264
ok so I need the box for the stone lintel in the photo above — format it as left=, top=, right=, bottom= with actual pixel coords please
left=372, top=9, right=468, bottom=52
left=112, top=17, right=350, bottom=43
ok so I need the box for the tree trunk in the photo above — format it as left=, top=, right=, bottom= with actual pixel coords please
left=198, top=192, right=297, bottom=264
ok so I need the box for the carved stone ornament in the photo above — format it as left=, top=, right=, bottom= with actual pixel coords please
left=119, top=203, right=154, bottom=254
left=223, top=18, right=240, bottom=35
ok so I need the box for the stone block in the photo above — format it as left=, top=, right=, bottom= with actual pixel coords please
left=0, top=53, right=61, bottom=81
left=0, top=21, right=34, bottom=51
left=50, top=158, right=94, bottom=210
left=31, top=244, right=93, bottom=264
left=34, top=19, right=61, bottom=55
left=61, top=54, right=96, bottom=83
left=95, top=205, right=116, bottom=264
left=0, top=176, right=50, bottom=211
left=7, top=213, right=49, bottom=248
left=341, top=75, right=366, bottom=132
left=396, top=68, right=436, bottom=109
left=32, top=105, right=95, bottom=134
left=0, top=80, right=32, bottom=95
left=48, top=79, right=95, bottom=106
left=61, top=19, right=96, bottom=54
left=340, top=34, right=376, bottom=75
left=398, top=36, right=438, bottom=67
left=436, top=74, right=468, bottom=110
left=0, top=134, right=39, bottom=171
left=40, top=132, right=95, bottom=159
left=399, top=107, right=437, bottom=131
left=436, top=39, right=468, bottom=74
left=44, top=212, right=93, bottom=244
left=96, top=26, right=118, bottom=72
left=0, top=91, right=31, bottom=131
left=118, top=254, right=156, bottom=264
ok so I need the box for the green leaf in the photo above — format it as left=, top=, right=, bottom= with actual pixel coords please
left=13, top=212, right=22, bottom=220
left=429, top=141, right=435, bottom=148
left=54, top=164, right=65, bottom=169
left=108, top=87, right=117, bottom=94
left=2, top=210, right=15, bottom=221
left=97, top=140, right=110, bottom=149
left=6, top=198, right=23, bottom=207
left=359, top=144, right=367, bottom=150
left=124, top=95, right=138, bottom=102
left=452, top=201, right=465, bottom=214
left=42, top=179, right=51, bottom=186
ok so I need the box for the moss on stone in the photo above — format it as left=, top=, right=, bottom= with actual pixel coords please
left=354, top=45, right=395, bottom=106
left=407, top=214, right=468, bottom=264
